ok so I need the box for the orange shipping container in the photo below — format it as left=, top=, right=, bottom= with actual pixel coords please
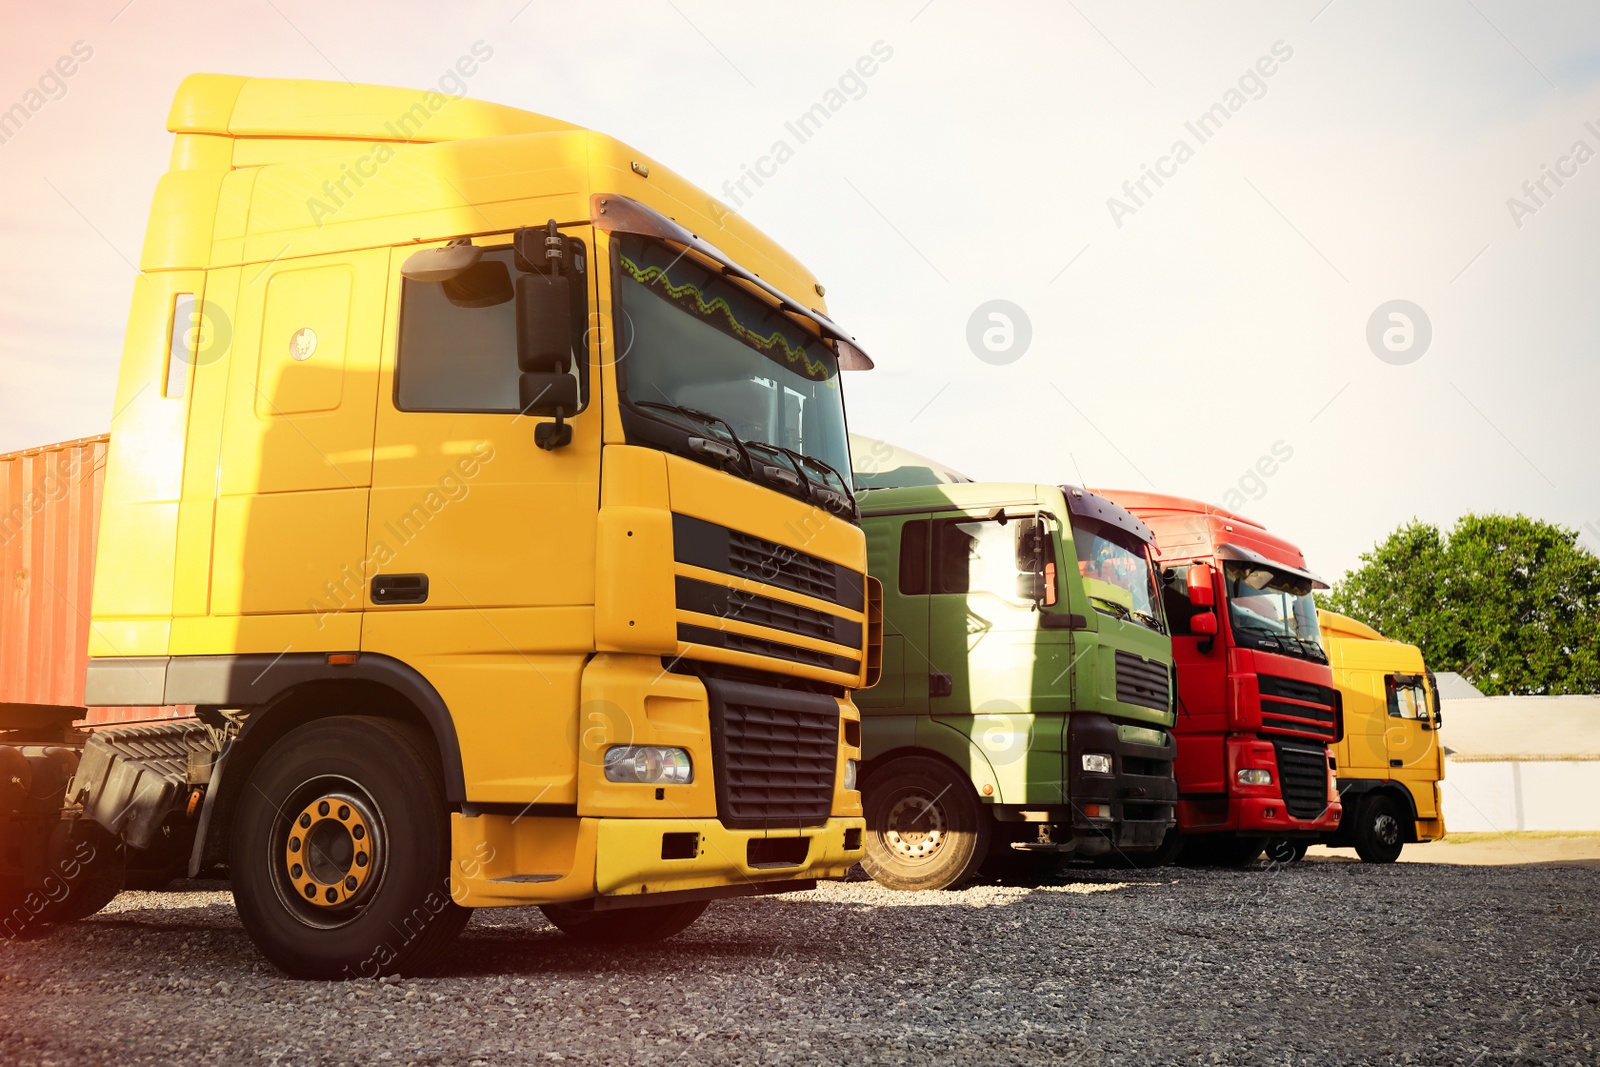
left=0, top=435, right=190, bottom=727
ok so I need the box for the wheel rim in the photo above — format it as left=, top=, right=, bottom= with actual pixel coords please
left=881, top=790, right=949, bottom=864
left=271, top=777, right=386, bottom=929
left=1373, top=812, right=1401, bottom=847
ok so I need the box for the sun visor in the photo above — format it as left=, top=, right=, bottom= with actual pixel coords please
left=591, top=193, right=873, bottom=370
left=1062, top=487, right=1154, bottom=545
left=1216, top=542, right=1329, bottom=589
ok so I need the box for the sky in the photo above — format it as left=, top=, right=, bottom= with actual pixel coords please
left=2, top=0, right=1597, bottom=580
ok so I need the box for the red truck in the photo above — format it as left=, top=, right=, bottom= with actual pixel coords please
left=1095, top=492, right=1341, bottom=865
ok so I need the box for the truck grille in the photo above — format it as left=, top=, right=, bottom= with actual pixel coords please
left=673, top=513, right=865, bottom=612
left=674, top=576, right=862, bottom=647
left=1271, top=738, right=1330, bottom=821
left=704, top=676, right=839, bottom=830
left=1258, top=675, right=1339, bottom=742
left=1115, top=651, right=1170, bottom=712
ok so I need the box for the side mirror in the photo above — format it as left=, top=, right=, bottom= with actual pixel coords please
left=515, top=264, right=578, bottom=451
left=516, top=273, right=574, bottom=374
left=1187, top=563, right=1215, bottom=608
left=1016, top=573, right=1046, bottom=602
left=520, top=373, right=578, bottom=450
left=1190, top=610, right=1218, bottom=636
left=400, top=240, right=483, bottom=283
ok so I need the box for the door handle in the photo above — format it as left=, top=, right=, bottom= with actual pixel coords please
left=371, top=573, right=429, bottom=605
left=929, top=672, right=953, bottom=698
left=1389, top=759, right=1403, bottom=768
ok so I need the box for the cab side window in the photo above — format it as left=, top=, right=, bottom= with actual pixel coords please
left=1160, top=564, right=1197, bottom=635
left=899, top=520, right=930, bottom=595
left=1386, top=675, right=1426, bottom=719
left=395, top=244, right=587, bottom=414
left=932, top=517, right=1040, bottom=599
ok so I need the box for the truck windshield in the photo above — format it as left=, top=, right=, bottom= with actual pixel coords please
left=614, top=233, right=852, bottom=495
left=1070, top=517, right=1163, bottom=633
left=1223, top=563, right=1325, bottom=662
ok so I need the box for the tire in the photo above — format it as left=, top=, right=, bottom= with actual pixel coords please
left=230, top=716, right=471, bottom=979
left=39, top=821, right=125, bottom=924
left=1353, top=796, right=1405, bottom=864
left=1265, top=839, right=1309, bottom=864
left=541, top=900, right=708, bottom=943
left=1184, top=833, right=1266, bottom=867
left=861, top=757, right=990, bottom=891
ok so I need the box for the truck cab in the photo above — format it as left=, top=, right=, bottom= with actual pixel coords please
left=53, top=74, right=878, bottom=976
left=1097, top=491, right=1341, bottom=865
left=853, top=464, right=1176, bottom=889
left=1312, top=610, right=1445, bottom=862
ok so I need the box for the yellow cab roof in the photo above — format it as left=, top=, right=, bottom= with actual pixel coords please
left=143, top=75, right=828, bottom=315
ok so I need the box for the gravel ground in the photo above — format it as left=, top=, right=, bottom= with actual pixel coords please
left=2, top=856, right=1596, bottom=1067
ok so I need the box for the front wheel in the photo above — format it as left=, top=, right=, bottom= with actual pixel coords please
left=1353, top=796, right=1405, bottom=863
left=541, top=900, right=708, bottom=943
left=861, top=757, right=990, bottom=891
left=230, top=716, right=471, bottom=979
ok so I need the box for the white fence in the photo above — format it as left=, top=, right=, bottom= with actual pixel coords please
left=1442, top=759, right=1600, bottom=832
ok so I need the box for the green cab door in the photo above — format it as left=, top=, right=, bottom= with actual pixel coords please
left=922, top=511, right=1072, bottom=801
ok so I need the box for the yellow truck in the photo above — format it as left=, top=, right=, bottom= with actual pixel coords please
left=1268, top=611, right=1444, bottom=863
left=34, top=74, right=879, bottom=976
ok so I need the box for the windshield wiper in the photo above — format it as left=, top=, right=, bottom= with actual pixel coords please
left=1089, top=595, right=1133, bottom=621
left=758, top=444, right=856, bottom=519
left=634, top=401, right=751, bottom=470
left=744, top=440, right=811, bottom=496
left=1131, top=609, right=1165, bottom=634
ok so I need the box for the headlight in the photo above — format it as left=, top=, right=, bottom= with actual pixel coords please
left=604, top=746, right=693, bottom=785
left=843, top=759, right=859, bottom=791
left=1237, top=768, right=1273, bottom=786
left=1081, top=753, right=1113, bottom=774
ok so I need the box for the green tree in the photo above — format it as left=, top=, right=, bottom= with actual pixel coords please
left=1322, top=514, right=1600, bottom=695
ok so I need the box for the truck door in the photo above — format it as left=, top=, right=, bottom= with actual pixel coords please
left=925, top=512, right=1071, bottom=798
left=1158, top=561, right=1229, bottom=795
left=1383, top=673, right=1439, bottom=817
left=361, top=235, right=602, bottom=804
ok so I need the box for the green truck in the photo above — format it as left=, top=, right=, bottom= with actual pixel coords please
left=852, top=454, right=1179, bottom=890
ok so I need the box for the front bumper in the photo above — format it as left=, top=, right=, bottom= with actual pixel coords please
left=451, top=813, right=865, bottom=908
left=1234, top=795, right=1342, bottom=834
left=1069, top=714, right=1178, bottom=855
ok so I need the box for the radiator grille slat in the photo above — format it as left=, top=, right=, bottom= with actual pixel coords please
left=1272, top=738, right=1330, bottom=820
left=710, top=684, right=840, bottom=830
left=1114, top=650, right=1170, bottom=711
left=1258, top=675, right=1339, bottom=742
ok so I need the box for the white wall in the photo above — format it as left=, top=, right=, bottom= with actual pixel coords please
left=1442, top=760, right=1600, bottom=832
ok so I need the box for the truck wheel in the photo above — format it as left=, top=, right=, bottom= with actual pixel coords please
left=861, top=757, right=990, bottom=891
left=230, top=716, right=471, bottom=979
left=540, top=900, right=707, bottom=943
left=1353, top=796, right=1405, bottom=864
left=1265, top=839, right=1309, bottom=864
